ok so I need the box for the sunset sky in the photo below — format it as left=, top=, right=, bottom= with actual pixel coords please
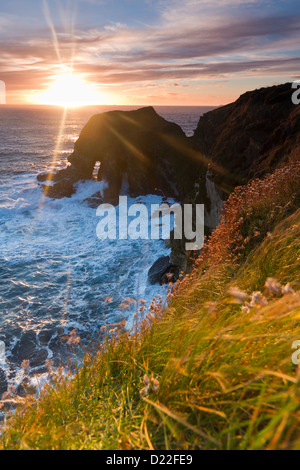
left=0, top=0, right=300, bottom=106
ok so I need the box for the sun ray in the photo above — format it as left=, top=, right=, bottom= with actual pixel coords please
left=43, top=0, right=62, bottom=64
left=108, top=125, right=150, bottom=167
left=24, top=106, right=68, bottom=241
left=42, top=105, right=68, bottom=199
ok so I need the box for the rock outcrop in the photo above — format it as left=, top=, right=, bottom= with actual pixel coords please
left=39, top=107, right=207, bottom=204
left=0, top=367, right=7, bottom=397
left=192, top=82, right=300, bottom=193
left=39, top=84, right=300, bottom=203
left=148, top=256, right=179, bottom=285
left=37, top=84, right=300, bottom=274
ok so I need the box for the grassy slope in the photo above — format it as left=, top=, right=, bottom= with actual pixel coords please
left=0, top=168, right=300, bottom=450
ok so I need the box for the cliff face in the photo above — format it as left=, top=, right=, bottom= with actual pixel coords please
left=39, top=107, right=207, bottom=203
left=36, top=83, right=300, bottom=271
left=192, top=82, right=300, bottom=193
left=39, top=84, right=300, bottom=202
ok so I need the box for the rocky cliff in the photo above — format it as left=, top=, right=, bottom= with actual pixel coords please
left=39, top=83, right=300, bottom=203
left=192, top=82, right=300, bottom=193
left=38, top=107, right=207, bottom=205
left=37, top=83, right=300, bottom=272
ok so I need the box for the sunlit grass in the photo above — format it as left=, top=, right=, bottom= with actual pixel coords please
left=0, top=164, right=300, bottom=450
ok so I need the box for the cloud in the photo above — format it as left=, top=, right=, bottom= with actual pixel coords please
left=1, top=0, right=300, bottom=102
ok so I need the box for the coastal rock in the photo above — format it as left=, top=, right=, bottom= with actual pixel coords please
left=161, top=265, right=180, bottom=284
left=0, top=368, right=8, bottom=397
left=11, top=331, right=48, bottom=369
left=39, top=107, right=207, bottom=203
left=16, top=378, right=37, bottom=398
left=37, top=167, right=81, bottom=198
left=148, top=256, right=179, bottom=285
left=38, top=84, right=300, bottom=204
left=192, top=82, right=300, bottom=193
left=37, top=327, right=56, bottom=347
left=35, top=84, right=300, bottom=274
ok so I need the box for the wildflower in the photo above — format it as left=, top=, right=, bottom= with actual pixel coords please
left=45, top=359, right=53, bottom=373
left=21, top=359, right=30, bottom=373
left=109, top=328, right=117, bottom=335
left=118, top=319, right=127, bottom=330
left=105, top=297, right=113, bottom=303
left=282, top=283, right=295, bottom=295
left=250, top=291, right=268, bottom=308
left=228, top=286, right=249, bottom=304
left=1, top=385, right=16, bottom=400
left=241, top=305, right=252, bottom=314
left=139, top=374, right=160, bottom=396
left=118, top=297, right=136, bottom=310
left=68, top=329, right=81, bottom=345
left=152, top=378, right=160, bottom=392
left=118, top=302, right=129, bottom=310
left=140, top=374, right=151, bottom=396
left=265, top=277, right=282, bottom=296
left=146, top=313, right=155, bottom=323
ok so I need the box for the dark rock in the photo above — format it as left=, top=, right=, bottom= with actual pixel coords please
left=83, top=191, right=104, bottom=208
left=34, top=84, right=300, bottom=274
left=38, top=328, right=56, bottom=346
left=39, top=107, right=207, bottom=203
left=16, top=378, right=36, bottom=398
left=42, top=180, right=76, bottom=199
left=37, top=172, right=50, bottom=182
left=11, top=331, right=48, bottom=369
left=37, top=165, right=88, bottom=198
left=0, top=368, right=8, bottom=397
left=148, top=256, right=179, bottom=285
left=161, top=265, right=180, bottom=284
left=191, top=82, right=300, bottom=193
left=148, top=256, right=171, bottom=284
left=0, top=400, right=16, bottom=412
left=38, top=84, right=300, bottom=204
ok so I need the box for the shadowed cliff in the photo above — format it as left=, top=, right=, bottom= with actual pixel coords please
left=39, top=83, right=300, bottom=202
left=37, top=83, right=300, bottom=270
left=38, top=107, right=207, bottom=204
left=191, top=82, right=300, bottom=193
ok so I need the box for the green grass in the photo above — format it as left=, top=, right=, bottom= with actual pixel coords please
left=0, top=204, right=299, bottom=450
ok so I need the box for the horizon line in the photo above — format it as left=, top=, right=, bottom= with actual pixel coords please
left=0, top=103, right=222, bottom=108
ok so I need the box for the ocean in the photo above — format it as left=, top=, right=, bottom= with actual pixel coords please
left=0, top=105, right=215, bottom=395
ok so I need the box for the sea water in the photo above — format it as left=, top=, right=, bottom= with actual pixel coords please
left=0, top=105, right=215, bottom=391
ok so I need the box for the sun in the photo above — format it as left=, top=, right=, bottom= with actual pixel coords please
left=35, top=72, right=110, bottom=107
